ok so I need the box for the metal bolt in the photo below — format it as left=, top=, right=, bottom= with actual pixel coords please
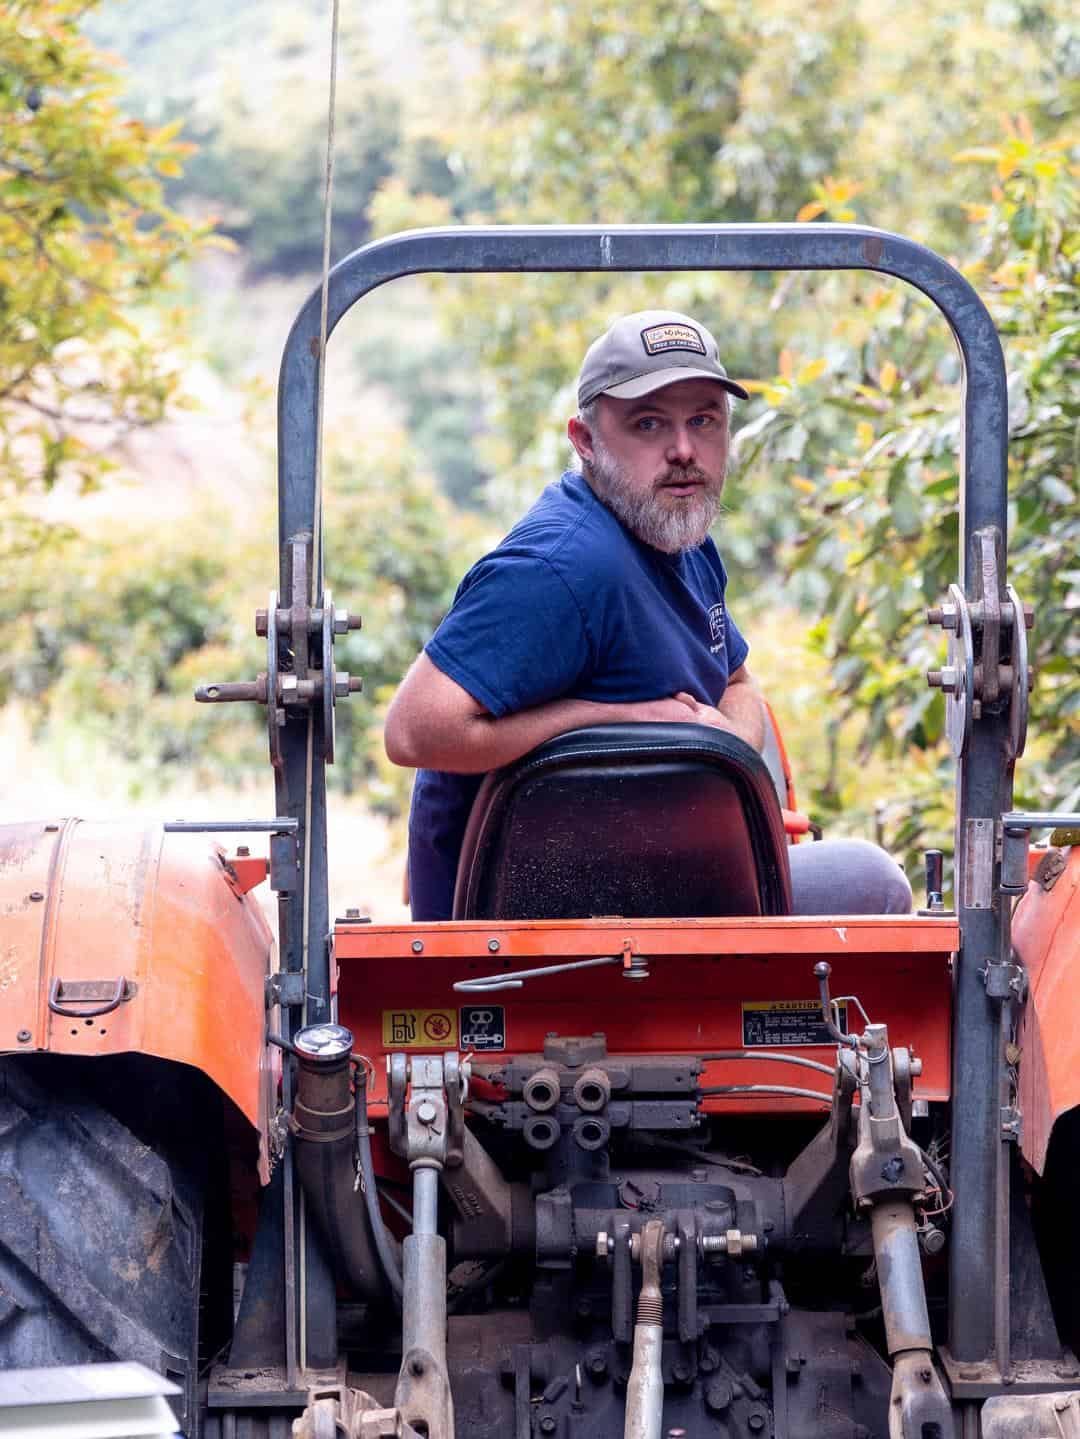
left=44, top=823, right=59, bottom=832
left=16, top=1030, right=31, bottom=1044
left=412, top=940, right=424, bottom=954
left=926, top=666, right=958, bottom=693
left=672, top=1361, right=692, bottom=1384
left=236, top=845, right=250, bottom=857
left=926, top=604, right=958, bottom=630
left=587, top=1351, right=608, bottom=1378
left=345, top=907, right=361, bottom=919
left=704, top=1378, right=732, bottom=1414
left=748, top=1412, right=766, bottom=1432
left=416, top=1100, right=438, bottom=1126
left=596, top=1232, right=611, bottom=1259
left=334, top=672, right=363, bottom=698
left=539, top=1417, right=556, bottom=1435
left=28, top=891, right=43, bottom=902
left=488, top=938, right=500, bottom=952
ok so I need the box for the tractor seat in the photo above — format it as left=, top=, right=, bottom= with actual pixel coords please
left=452, top=723, right=793, bottom=921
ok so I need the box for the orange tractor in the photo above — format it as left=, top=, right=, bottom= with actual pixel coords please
left=2, top=224, right=1079, bottom=1439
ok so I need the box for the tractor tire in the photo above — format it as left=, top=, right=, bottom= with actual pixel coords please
left=0, top=1054, right=228, bottom=1437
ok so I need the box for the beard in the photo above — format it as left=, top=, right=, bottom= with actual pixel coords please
left=585, top=440, right=724, bottom=554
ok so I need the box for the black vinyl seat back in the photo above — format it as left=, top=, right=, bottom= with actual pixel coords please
left=452, top=723, right=793, bottom=921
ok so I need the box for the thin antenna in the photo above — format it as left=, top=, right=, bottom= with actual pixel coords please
left=299, top=0, right=341, bottom=1377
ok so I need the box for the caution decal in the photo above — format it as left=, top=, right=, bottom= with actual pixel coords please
left=381, top=1008, right=458, bottom=1048
left=741, top=998, right=847, bottom=1048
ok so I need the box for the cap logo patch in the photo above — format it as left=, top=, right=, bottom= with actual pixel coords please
left=641, top=322, right=707, bottom=357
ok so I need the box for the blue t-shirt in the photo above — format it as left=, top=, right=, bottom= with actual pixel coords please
left=407, top=471, right=749, bottom=920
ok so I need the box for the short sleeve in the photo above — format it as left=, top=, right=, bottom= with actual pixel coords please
left=726, top=610, right=749, bottom=675
left=425, top=552, right=593, bottom=717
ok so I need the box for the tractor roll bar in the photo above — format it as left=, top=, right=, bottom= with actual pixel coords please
left=279, top=224, right=1007, bottom=572
left=275, top=225, right=1013, bottom=1369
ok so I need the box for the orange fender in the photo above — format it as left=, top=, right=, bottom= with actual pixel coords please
left=1014, top=845, right=1080, bottom=1175
left=0, top=819, right=276, bottom=1181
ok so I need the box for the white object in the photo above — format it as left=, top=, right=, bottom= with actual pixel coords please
left=0, top=1362, right=180, bottom=1438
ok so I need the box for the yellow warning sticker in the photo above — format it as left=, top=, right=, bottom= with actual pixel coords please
left=741, top=998, right=847, bottom=1048
left=381, top=1008, right=458, bottom=1048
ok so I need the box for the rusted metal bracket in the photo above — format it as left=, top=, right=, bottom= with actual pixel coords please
left=982, top=960, right=1027, bottom=1004
left=195, top=536, right=362, bottom=766
left=926, top=528, right=1034, bottom=760
left=267, top=972, right=307, bottom=1010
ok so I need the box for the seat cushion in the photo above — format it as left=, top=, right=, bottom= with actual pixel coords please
left=452, top=723, right=793, bottom=921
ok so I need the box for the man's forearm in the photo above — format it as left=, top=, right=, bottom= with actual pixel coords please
left=387, top=692, right=696, bottom=774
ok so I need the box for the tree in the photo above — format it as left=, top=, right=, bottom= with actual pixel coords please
left=738, top=129, right=1079, bottom=852
left=0, top=0, right=216, bottom=517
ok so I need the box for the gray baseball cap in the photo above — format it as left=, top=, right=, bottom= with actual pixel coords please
left=577, top=309, right=749, bottom=409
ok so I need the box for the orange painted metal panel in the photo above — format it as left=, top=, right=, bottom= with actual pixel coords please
left=336, top=915, right=955, bottom=1114
left=0, top=819, right=276, bottom=1179
left=1015, top=847, right=1080, bottom=1175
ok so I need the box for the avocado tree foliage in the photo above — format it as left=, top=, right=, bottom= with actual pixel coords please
left=0, top=0, right=216, bottom=520
left=739, top=131, right=1078, bottom=842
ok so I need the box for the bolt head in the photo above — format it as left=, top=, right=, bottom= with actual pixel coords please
left=16, top=1030, right=31, bottom=1044
left=412, top=940, right=424, bottom=954
left=416, top=1099, right=438, bottom=1125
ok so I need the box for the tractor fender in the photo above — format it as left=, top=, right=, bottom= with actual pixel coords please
left=1014, top=844, right=1080, bottom=1175
left=0, top=818, right=277, bottom=1181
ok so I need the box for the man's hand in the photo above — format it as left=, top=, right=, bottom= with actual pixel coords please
left=674, top=664, right=765, bottom=751
left=672, top=691, right=738, bottom=732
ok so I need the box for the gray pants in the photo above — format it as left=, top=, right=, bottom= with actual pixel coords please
left=787, top=838, right=912, bottom=915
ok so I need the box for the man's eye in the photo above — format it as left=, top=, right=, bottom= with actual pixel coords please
left=689, top=414, right=714, bottom=428
left=636, top=417, right=661, bottom=432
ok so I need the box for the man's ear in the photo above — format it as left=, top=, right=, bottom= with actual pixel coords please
left=567, top=415, right=595, bottom=465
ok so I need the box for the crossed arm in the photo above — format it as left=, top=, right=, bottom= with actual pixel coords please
left=383, top=654, right=765, bottom=774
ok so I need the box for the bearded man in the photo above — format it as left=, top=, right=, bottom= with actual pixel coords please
left=385, top=310, right=911, bottom=922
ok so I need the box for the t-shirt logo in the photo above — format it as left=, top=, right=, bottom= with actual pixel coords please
left=707, top=602, right=726, bottom=654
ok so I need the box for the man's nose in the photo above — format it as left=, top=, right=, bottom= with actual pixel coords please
left=665, top=425, right=697, bottom=465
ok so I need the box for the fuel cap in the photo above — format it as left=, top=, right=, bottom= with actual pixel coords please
left=293, top=1023, right=354, bottom=1060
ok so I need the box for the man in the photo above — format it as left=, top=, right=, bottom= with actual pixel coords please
left=385, top=309, right=911, bottom=922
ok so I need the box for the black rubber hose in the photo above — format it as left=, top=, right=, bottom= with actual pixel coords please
left=355, top=1080, right=404, bottom=1300
left=291, top=1053, right=400, bottom=1302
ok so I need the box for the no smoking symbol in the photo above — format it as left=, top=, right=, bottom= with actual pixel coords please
left=423, top=1013, right=452, bottom=1041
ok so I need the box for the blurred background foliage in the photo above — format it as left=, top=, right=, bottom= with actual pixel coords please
left=1, top=0, right=1076, bottom=896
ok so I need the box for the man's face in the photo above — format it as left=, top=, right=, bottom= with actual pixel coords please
left=569, top=379, right=731, bottom=554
